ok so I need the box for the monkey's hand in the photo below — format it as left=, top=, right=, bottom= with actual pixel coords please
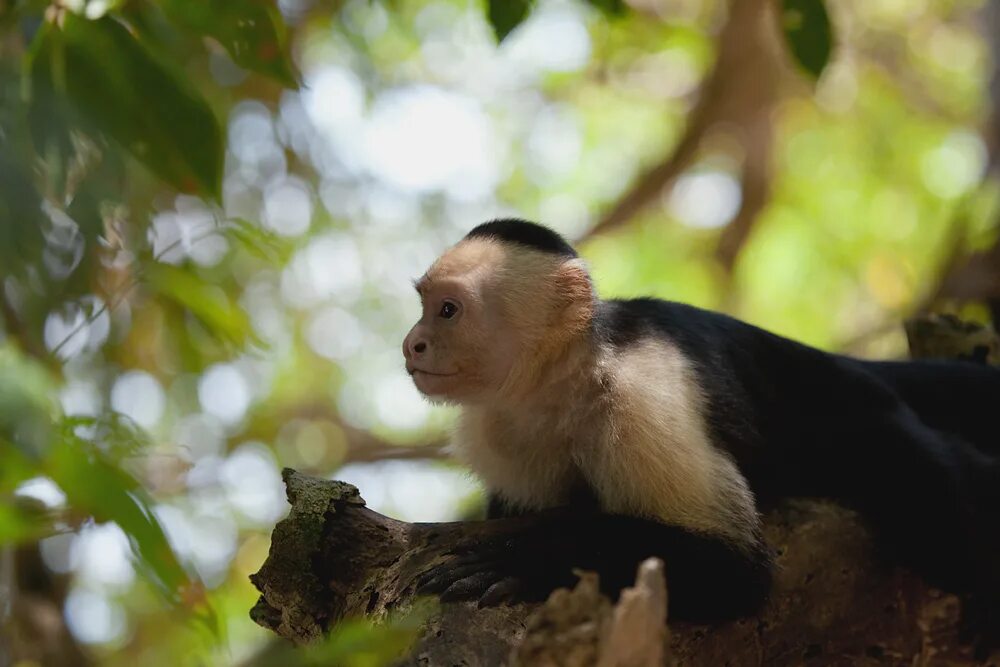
left=414, top=517, right=584, bottom=607
left=414, top=512, right=773, bottom=619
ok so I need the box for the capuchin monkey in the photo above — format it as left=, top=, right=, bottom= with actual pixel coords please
left=403, top=218, right=1000, bottom=651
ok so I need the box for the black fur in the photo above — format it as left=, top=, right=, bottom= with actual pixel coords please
left=421, top=506, right=773, bottom=621
left=479, top=482, right=772, bottom=621
left=465, top=218, right=578, bottom=258
left=593, top=297, right=1000, bottom=640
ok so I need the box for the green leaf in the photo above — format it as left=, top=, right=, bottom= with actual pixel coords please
left=0, top=499, right=52, bottom=545
left=0, top=149, right=46, bottom=276
left=65, top=134, right=127, bottom=241
left=779, top=0, right=833, bottom=80
left=47, top=437, right=197, bottom=602
left=486, top=0, right=533, bottom=42
left=61, top=412, right=151, bottom=459
left=29, top=13, right=223, bottom=198
left=302, top=616, right=425, bottom=667
left=585, top=0, right=626, bottom=17
left=46, top=436, right=220, bottom=639
left=0, top=345, right=57, bottom=457
left=145, top=262, right=255, bottom=348
left=253, top=604, right=432, bottom=667
left=158, top=0, right=298, bottom=87
left=225, top=218, right=293, bottom=264
left=0, top=442, right=38, bottom=494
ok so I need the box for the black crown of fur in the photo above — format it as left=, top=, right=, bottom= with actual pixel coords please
left=465, top=219, right=578, bottom=258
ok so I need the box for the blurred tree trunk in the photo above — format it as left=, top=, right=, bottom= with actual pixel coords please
left=584, top=0, right=787, bottom=280
left=926, top=0, right=1000, bottom=326
left=0, top=541, right=90, bottom=667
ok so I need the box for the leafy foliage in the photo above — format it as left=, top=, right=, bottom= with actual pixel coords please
left=30, top=14, right=223, bottom=198
left=0, top=345, right=57, bottom=458
left=254, top=605, right=433, bottom=667
left=0, top=152, right=47, bottom=274
left=145, top=261, right=257, bottom=349
left=585, top=0, right=627, bottom=17
left=486, top=0, right=534, bottom=42
left=48, top=436, right=191, bottom=599
left=158, top=0, right=299, bottom=87
left=0, top=345, right=202, bottom=615
left=780, top=0, right=833, bottom=79
left=226, top=217, right=295, bottom=264
left=0, top=499, right=52, bottom=543
left=485, top=0, right=628, bottom=40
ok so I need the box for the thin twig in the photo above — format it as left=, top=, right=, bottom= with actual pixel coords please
left=344, top=439, right=449, bottom=464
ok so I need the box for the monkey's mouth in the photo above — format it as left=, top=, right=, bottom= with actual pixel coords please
left=406, top=367, right=457, bottom=378
left=408, top=367, right=460, bottom=397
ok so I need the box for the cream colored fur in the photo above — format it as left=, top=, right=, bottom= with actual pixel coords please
left=452, top=337, right=760, bottom=549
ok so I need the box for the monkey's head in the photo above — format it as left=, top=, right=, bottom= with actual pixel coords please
left=403, top=219, right=595, bottom=404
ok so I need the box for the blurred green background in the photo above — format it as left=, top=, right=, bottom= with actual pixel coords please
left=1, top=0, right=998, bottom=664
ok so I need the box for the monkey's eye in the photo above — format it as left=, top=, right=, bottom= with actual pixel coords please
left=439, top=301, right=458, bottom=319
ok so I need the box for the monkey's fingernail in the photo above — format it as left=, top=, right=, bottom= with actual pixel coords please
left=416, top=572, right=451, bottom=594
left=440, top=573, right=495, bottom=602
left=479, top=577, right=520, bottom=607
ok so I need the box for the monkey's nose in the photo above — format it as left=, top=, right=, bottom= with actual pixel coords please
left=404, top=333, right=428, bottom=358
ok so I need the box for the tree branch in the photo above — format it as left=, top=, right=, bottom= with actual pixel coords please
left=251, top=469, right=989, bottom=665
left=341, top=429, right=449, bottom=464
left=581, top=0, right=783, bottom=243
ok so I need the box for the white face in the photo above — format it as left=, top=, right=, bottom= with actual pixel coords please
left=402, top=278, right=465, bottom=399
left=402, top=238, right=593, bottom=405
left=402, top=243, right=518, bottom=404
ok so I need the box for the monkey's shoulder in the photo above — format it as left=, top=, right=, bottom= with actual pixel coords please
left=594, top=297, right=846, bottom=390
left=595, top=298, right=782, bottom=353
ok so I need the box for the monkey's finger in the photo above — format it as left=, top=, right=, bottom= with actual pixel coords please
left=422, top=548, right=510, bottom=578
left=415, top=570, right=452, bottom=595
left=415, top=558, right=491, bottom=589
left=447, top=540, right=511, bottom=558
left=416, top=561, right=501, bottom=593
left=478, top=577, right=521, bottom=607
left=439, top=572, right=502, bottom=602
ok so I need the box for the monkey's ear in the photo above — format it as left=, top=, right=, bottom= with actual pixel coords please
left=554, top=259, right=595, bottom=329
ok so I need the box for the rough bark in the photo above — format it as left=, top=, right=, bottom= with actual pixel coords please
left=250, top=317, right=999, bottom=666
left=507, top=559, right=667, bottom=667
left=249, top=470, right=534, bottom=665
left=251, top=471, right=995, bottom=665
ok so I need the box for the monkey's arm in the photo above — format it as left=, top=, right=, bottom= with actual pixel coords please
left=416, top=509, right=773, bottom=622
